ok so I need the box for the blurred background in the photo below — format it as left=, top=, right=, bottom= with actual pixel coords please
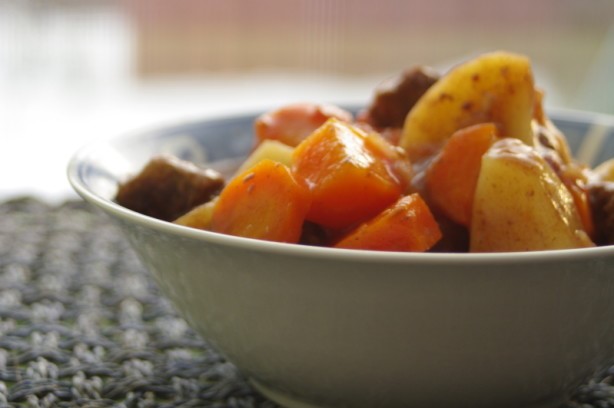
left=1, top=0, right=613, bottom=200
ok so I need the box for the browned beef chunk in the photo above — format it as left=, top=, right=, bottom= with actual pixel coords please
left=115, top=155, right=225, bottom=222
left=588, top=181, right=614, bottom=246
left=360, top=66, right=440, bottom=130
left=299, top=222, right=331, bottom=247
left=428, top=208, right=469, bottom=253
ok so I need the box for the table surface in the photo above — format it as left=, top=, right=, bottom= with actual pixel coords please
left=0, top=197, right=279, bottom=407
left=0, top=197, right=613, bottom=407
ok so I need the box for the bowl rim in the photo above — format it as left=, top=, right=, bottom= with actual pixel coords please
left=67, top=107, right=614, bottom=265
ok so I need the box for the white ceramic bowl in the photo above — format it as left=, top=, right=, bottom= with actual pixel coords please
left=68, top=109, right=614, bottom=408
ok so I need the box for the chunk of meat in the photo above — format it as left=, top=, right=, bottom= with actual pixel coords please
left=359, top=66, right=440, bottom=130
left=299, top=222, right=332, bottom=247
left=115, top=154, right=224, bottom=222
left=428, top=209, right=470, bottom=253
left=588, top=182, right=614, bottom=246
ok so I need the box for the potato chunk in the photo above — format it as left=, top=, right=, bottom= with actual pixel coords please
left=235, top=139, right=294, bottom=174
left=594, top=159, right=614, bottom=182
left=174, top=197, right=218, bottom=230
left=470, top=139, right=594, bottom=252
left=401, top=51, right=535, bottom=161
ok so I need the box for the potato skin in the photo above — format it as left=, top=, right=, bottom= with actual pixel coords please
left=400, top=51, right=535, bottom=162
left=470, top=139, right=594, bottom=252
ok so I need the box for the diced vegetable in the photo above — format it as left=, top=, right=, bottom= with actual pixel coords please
left=335, top=194, right=441, bottom=252
left=594, top=159, right=614, bottom=182
left=292, top=118, right=406, bottom=230
left=400, top=51, right=535, bottom=162
left=236, top=139, right=294, bottom=174
left=425, top=123, right=499, bottom=226
left=363, top=130, right=413, bottom=192
left=254, top=102, right=353, bottom=148
left=471, top=139, right=594, bottom=252
left=210, top=159, right=311, bottom=243
left=174, top=198, right=218, bottom=230
left=116, top=51, right=608, bottom=253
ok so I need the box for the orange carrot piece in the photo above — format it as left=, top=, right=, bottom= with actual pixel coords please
left=254, top=103, right=353, bottom=148
left=425, top=123, right=499, bottom=226
left=210, top=159, right=310, bottom=243
left=292, top=118, right=405, bottom=230
left=335, top=194, right=442, bottom=252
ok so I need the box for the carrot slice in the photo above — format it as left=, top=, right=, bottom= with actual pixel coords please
left=292, top=118, right=406, bottom=230
left=335, top=194, right=441, bottom=252
left=363, top=130, right=413, bottom=192
left=425, top=123, right=499, bottom=226
left=210, top=159, right=310, bottom=243
left=254, top=103, right=353, bottom=148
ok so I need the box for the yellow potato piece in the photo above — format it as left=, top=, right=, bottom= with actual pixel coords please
left=400, top=51, right=535, bottom=161
left=174, top=197, right=218, bottom=230
left=593, top=158, right=614, bottom=182
left=470, top=138, right=594, bottom=252
left=236, top=139, right=294, bottom=174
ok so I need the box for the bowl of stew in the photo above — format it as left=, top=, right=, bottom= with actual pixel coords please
left=68, top=52, right=614, bottom=408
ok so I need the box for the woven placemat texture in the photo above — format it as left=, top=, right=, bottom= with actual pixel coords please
left=0, top=197, right=613, bottom=408
left=0, top=198, right=276, bottom=408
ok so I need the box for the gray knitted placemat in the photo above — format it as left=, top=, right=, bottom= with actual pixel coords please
left=0, top=197, right=612, bottom=408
